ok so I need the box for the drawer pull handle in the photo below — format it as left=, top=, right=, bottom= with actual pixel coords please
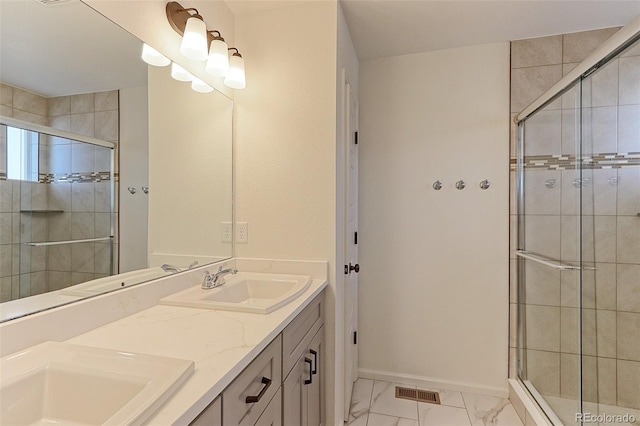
left=304, top=357, right=313, bottom=385
left=309, top=349, right=318, bottom=375
left=245, top=377, right=272, bottom=404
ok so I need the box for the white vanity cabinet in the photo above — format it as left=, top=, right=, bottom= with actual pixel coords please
left=188, top=290, right=324, bottom=426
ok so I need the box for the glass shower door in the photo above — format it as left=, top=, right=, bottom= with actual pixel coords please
left=578, top=37, right=640, bottom=423
left=517, top=80, right=583, bottom=424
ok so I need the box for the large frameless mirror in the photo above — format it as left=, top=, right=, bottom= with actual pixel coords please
left=0, top=0, right=233, bottom=322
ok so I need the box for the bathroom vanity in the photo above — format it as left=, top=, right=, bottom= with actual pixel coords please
left=0, top=259, right=328, bottom=425
left=191, top=293, right=324, bottom=425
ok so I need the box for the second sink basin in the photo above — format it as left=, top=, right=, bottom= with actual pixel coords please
left=160, top=272, right=311, bottom=314
left=0, top=341, right=194, bottom=426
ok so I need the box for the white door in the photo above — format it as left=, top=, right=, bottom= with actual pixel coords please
left=343, top=79, right=359, bottom=421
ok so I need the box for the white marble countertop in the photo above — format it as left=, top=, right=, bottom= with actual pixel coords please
left=66, top=278, right=327, bottom=425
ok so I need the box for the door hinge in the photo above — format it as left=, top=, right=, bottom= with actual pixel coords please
left=353, top=331, right=358, bottom=345
left=354, top=231, right=358, bottom=245
left=354, top=131, right=358, bottom=145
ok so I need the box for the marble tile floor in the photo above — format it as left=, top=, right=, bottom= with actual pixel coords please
left=347, top=379, right=524, bottom=426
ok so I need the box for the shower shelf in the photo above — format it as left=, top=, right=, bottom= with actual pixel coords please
left=514, top=250, right=594, bottom=271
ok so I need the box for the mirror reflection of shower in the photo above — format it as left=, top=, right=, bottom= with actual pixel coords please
left=1, top=105, right=115, bottom=301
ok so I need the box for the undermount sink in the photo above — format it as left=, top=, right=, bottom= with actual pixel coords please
left=0, top=341, right=194, bottom=425
left=160, top=272, right=311, bottom=314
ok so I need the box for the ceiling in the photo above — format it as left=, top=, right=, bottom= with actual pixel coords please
left=3, top=0, right=638, bottom=97
left=226, top=0, right=640, bottom=60
left=0, top=0, right=146, bottom=98
left=341, top=0, right=640, bottom=60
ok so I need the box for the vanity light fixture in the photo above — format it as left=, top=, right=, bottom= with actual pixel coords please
left=166, top=1, right=246, bottom=89
left=191, top=76, right=214, bottom=93
left=224, top=48, right=246, bottom=89
left=166, top=2, right=208, bottom=61
left=141, top=43, right=171, bottom=67
left=171, top=62, right=193, bottom=82
left=205, top=31, right=229, bottom=77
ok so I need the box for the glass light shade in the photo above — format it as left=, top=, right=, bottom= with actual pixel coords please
left=191, top=77, right=214, bottom=93
left=141, top=43, right=170, bottom=67
left=224, top=55, right=246, bottom=89
left=205, top=39, right=230, bottom=77
left=180, top=16, right=208, bottom=61
left=171, top=62, right=193, bottom=82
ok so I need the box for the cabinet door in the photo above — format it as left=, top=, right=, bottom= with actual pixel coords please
left=254, top=388, right=282, bottom=426
left=190, top=395, right=222, bottom=426
left=282, top=326, right=324, bottom=426
left=283, top=350, right=308, bottom=426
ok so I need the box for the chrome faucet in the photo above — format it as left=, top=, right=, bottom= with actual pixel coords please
left=161, top=264, right=181, bottom=273
left=161, top=261, right=198, bottom=274
left=202, top=266, right=238, bottom=289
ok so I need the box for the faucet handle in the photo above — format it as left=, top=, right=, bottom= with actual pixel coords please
left=202, top=271, right=214, bottom=289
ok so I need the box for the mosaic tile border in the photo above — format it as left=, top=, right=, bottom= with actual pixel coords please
left=39, top=171, right=117, bottom=184
left=510, top=152, right=640, bottom=170
left=1, top=172, right=118, bottom=183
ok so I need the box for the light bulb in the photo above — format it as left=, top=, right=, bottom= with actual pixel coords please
left=224, top=54, right=246, bottom=89
left=141, top=43, right=170, bottom=67
left=205, top=39, right=230, bottom=77
left=171, top=62, right=193, bottom=82
left=180, top=16, right=208, bottom=61
left=192, top=77, right=214, bottom=93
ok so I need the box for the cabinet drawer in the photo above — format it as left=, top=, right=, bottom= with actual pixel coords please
left=190, top=395, right=222, bottom=426
left=282, top=291, right=324, bottom=377
left=254, top=388, right=282, bottom=426
left=223, top=335, right=282, bottom=426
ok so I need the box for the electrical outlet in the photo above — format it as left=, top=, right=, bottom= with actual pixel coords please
left=236, top=222, right=248, bottom=243
left=221, top=222, right=232, bottom=243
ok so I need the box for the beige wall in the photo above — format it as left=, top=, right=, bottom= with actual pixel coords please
left=147, top=65, right=233, bottom=266
left=358, top=42, right=511, bottom=394
left=233, top=2, right=339, bottom=423
left=119, top=85, right=149, bottom=273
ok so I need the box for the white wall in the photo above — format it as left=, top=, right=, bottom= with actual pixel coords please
left=358, top=43, right=511, bottom=394
left=119, top=86, right=149, bottom=273
left=232, top=2, right=339, bottom=423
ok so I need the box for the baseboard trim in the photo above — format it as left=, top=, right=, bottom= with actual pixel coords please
left=358, top=368, right=508, bottom=398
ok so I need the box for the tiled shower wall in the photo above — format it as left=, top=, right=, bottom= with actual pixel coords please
left=509, top=26, right=640, bottom=418
left=0, top=83, right=118, bottom=301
